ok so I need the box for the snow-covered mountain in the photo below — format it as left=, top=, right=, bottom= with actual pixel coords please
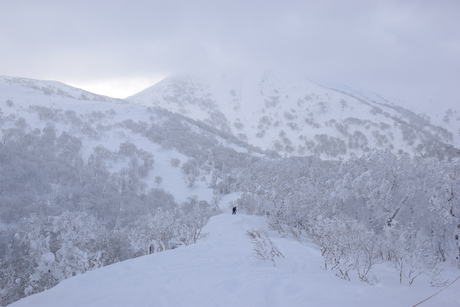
left=0, top=74, right=261, bottom=201
left=128, top=72, right=460, bottom=159
left=1, top=74, right=460, bottom=306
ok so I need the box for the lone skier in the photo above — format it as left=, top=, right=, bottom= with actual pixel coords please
left=232, top=206, right=237, bottom=215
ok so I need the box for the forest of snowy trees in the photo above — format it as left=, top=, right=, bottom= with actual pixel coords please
left=0, top=104, right=222, bottom=305
left=231, top=153, right=460, bottom=284
left=1, top=78, right=460, bottom=305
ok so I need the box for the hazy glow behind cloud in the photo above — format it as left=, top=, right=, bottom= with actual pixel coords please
left=67, top=76, right=166, bottom=99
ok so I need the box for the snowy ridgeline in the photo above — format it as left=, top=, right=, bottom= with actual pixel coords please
left=0, top=76, right=460, bottom=306
left=8, top=214, right=460, bottom=307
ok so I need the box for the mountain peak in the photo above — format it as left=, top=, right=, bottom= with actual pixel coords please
left=128, top=72, right=460, bottom=159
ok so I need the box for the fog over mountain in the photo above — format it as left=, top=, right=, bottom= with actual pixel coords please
left=3, top=1, right=459, bottom=107
left=1, top=74, right=460, bottom=306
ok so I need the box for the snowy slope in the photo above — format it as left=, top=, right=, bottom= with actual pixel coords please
left=322, top=81, right=460, bottom=150
left=0, top=75, right=252, bottom=204
left=129, top=72, right=459, bottom=159
left=10, top=213, right=460, bottom=307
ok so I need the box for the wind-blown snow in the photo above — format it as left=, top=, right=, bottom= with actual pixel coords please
left=10, top=213, right=460, bottom=307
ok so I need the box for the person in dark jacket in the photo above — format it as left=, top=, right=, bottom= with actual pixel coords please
left=232, top=206, right=237, bottom=215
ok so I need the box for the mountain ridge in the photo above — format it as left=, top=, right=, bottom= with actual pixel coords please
left=2, top=73, right=459, bottom=160
left=0, top=75, right=124, bottom=104
left=128, top=72, right=460, bottom=159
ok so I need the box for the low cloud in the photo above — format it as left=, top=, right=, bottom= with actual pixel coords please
left=1, top=0, right=459, bottom=106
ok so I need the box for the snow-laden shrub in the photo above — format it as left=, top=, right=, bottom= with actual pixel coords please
left=305, top=216, right=379, bottom=283
left=247, top=228, right=284, bottom=266
left=175, top=197, right=217, bottom=245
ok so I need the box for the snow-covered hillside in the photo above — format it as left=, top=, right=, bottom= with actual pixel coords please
left=9, top=213, right=460, bottom=307
left=0, top=75, right=255, bottom=204
left=128, top=72, right=460, bottom=159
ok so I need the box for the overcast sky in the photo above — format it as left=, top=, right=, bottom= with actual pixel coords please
left=1, top=0, right=459, bottom=111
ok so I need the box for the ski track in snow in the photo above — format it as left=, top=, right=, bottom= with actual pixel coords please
left=10, top=213, right=460, bottom=307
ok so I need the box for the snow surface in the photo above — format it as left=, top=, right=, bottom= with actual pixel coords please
left=10, top=213, right=460, bottom=307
